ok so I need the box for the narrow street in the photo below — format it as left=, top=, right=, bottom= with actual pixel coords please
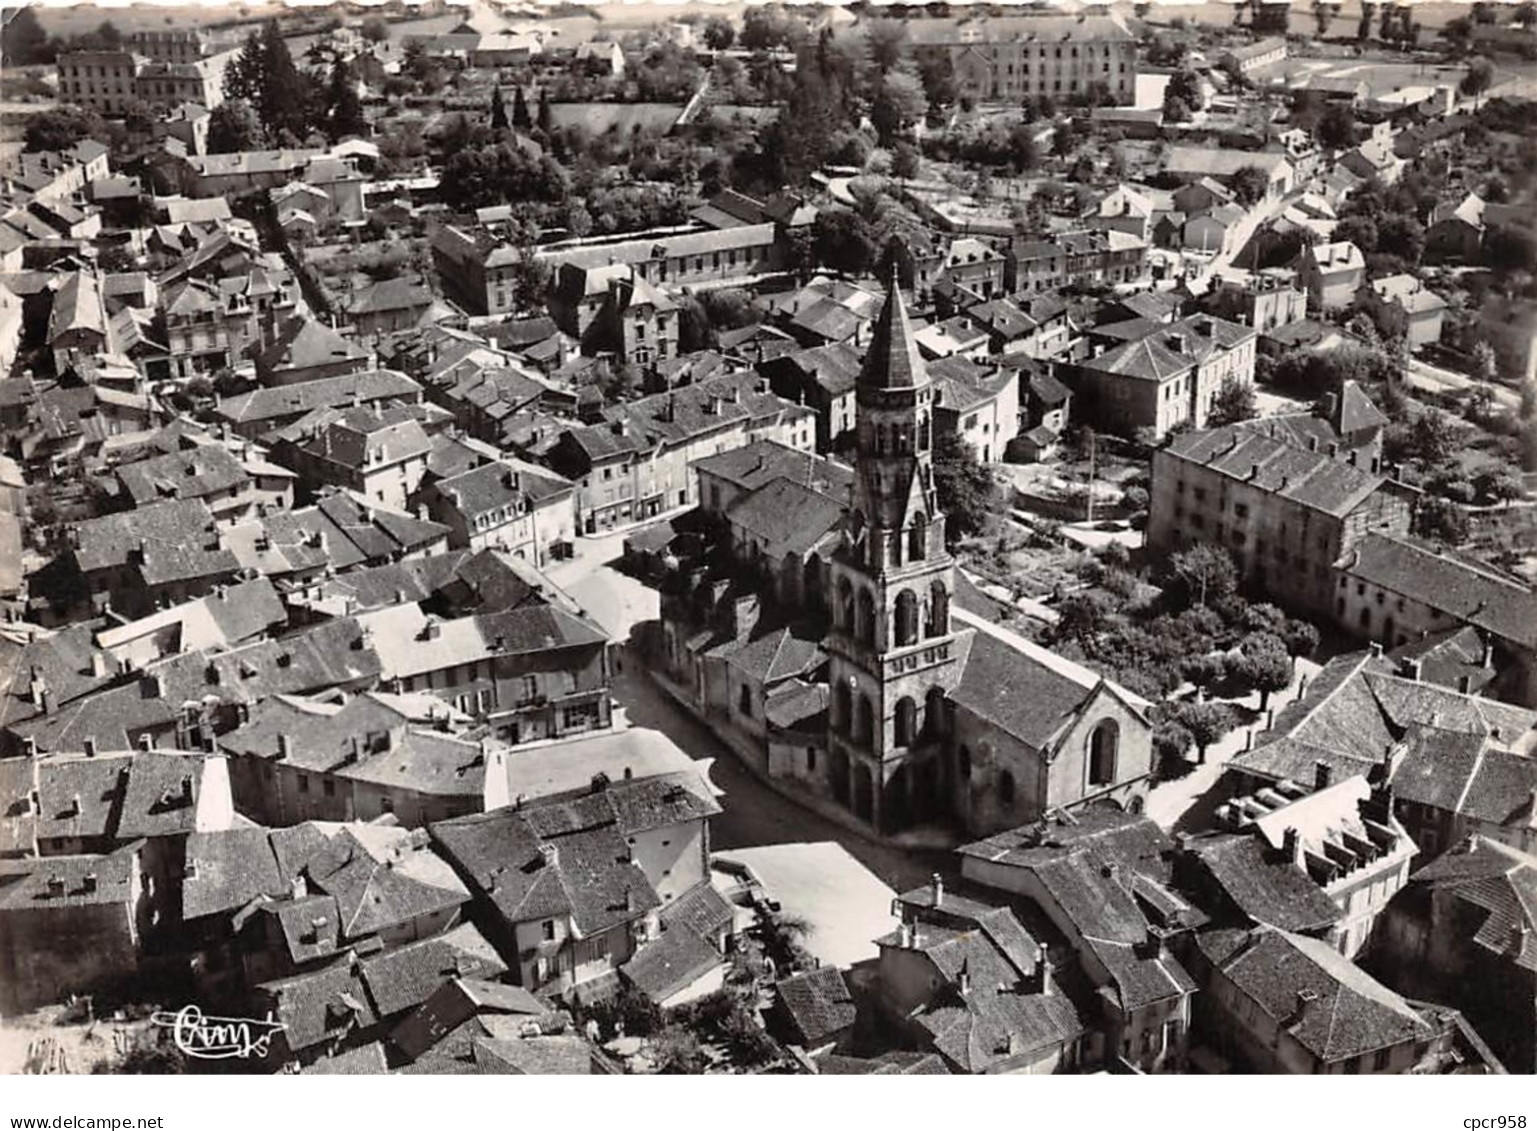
left=612, top=656, right=950, bottom=895
left=548, top=523, right=950, bottom=894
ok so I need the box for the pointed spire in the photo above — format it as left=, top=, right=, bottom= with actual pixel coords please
left=859, top=272, right=929, bottom=392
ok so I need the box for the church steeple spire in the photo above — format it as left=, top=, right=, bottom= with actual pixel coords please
left=859, top=269, right=930, bottom=392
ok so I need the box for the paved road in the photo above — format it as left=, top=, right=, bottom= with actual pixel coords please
left=1405, top=356, right=1521, bottom=413
left=1144, top=657, right=1322, bottom=834
left=612, top=655, right=950, bottom=895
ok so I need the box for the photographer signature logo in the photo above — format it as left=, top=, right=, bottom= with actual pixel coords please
left=149, top=1006, right=287, bottom=1060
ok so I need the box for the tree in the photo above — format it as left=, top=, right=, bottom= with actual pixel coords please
left=1153, top=721, right=1195, bottom=771
left=932, top=429, right=1000, bottom=542
left=204, top=98, right=265, bottom=154
left=1228, top=165, right=1270, bottom=207
left=1473, top=467, right=1523, bottom=505
left=1461, top=56, right=1495, bottom=105
left=703, top=16, right=735, bottom=51
left=490, top=86, right=509, bottom=132
left=23, top=106, right=107, bottom=153
left=870, top=71, right=927, bottom=147
left=512, top=86, right=532, bottom=131
left=1057, top=590, right=1117, bottom=645
left=1284, top=619, right=1321, bottom=659
left=1165, top=69, right=1202, bottom=111
left=2, top=6, right=52, bottom=66
left=325, top=59, right=364, bottom=142
left=916, top=52, right=956, bottom=119
left=866, top=20, right=908, bottom=75
left=1413, top=496, right=1470, bottom=543
left=1209, top=376, right=1258, bottom=427
left=361, top=16, right=390, bottom=43
left=1177, top=699, right=1239, bottom=763
left=1169, top=544, right=1238, bottom=607
left=537, top=87, right=553, bottom=134
left=1313, top=0, right=1340, bottom=36
left=226, top=21, right=315, bottom=141
left=891, top=139, right=920, bottom=182
left=811, top=207, right=879, bottom=275
left=1315, top=101, right=1356, bottom=149
left=1232, top=633, right=1293, bottom=709
left=1181, top=652, right=1229, bottom=692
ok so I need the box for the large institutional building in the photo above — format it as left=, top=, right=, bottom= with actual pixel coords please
left=907, top=14, right=1138, bottom=107
left=659, top=282, right=1154, bottom=837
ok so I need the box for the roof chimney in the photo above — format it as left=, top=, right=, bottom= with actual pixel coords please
left=276, top=734, right=292, bottom=760
left=931, top=872, right=944, bottom=908
left=1282, top=826, right=1304, bottom=868
left=1314, top=761, right=1333, bottom=792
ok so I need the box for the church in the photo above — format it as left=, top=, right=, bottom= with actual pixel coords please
left=656, top=281, right=1155, bottom=839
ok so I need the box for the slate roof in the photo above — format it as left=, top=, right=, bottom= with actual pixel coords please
left=1199, top=925, right=1432, bottom=1064
left=773, top=966, right=856, bottom=1046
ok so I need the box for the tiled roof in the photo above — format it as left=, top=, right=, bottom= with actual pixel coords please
left=304, top=826, right=469, bottom=940
left=658, top=880, right=735, bottom=939
left=773, top=966, right=856, bottom=1046
left=949, top=625, right=1105, bottom=752
left=70, top=497, right=238, bottom=582
left=620, top=927, right=724, bottom=1003
left=1407, top=837, right=1537, bottom=972
left=182, top=827, right=287, bottom=920
left=1162, top=425, right=1388, bottom=518
left=0, top=842, right=143, bottom=910
left=213, top=370, right=420, bottom=429
left=257, top=315, right=370, bottom=376
left=115, top=443, right=251, bottom=509
left=693, top=440, right=854, bottom=501
left=257, top=955, right=379, bottom=1053
left=919, top=990, right=1083, bottom=1073
left=1339, top=533, right=1537, bottom=651
left=726, top=478, right=846, bottom=560
left=430, top=802, right=659, bottom=937
left=359, top=921, right=507, bottom=1017
left=1185, top=832, right=1344, bottom=933
left=1199, top=925, right=1431, bottom=1064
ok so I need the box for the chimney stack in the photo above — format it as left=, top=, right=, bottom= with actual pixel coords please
left=931, top=872, right=944, bottom=908
left=1282, top=826, right=1304, bottom=868
left=1314, top=761, right=1333, bottom=792
left=83, top=737, right=97, bottom=758
left=277, top=734, right=292, bottom=760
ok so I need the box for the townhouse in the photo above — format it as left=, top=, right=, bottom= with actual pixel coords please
left=1149, top=425, right=1412, bottom=619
